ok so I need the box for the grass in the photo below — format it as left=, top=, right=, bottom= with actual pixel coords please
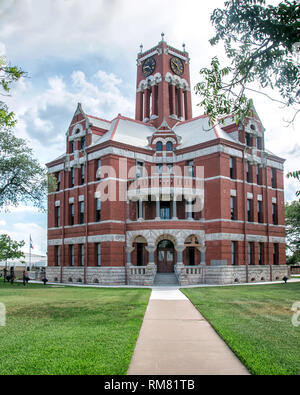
left=182, top=283, right=300, bottom=375
left=0, top=281, right=151, bottom=375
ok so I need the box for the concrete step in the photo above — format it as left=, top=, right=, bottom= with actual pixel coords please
left=153, top=273, right=179, bottom=286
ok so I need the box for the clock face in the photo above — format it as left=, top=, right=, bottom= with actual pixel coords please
left=170, top=56, right=184, bottom=76
left=142, top=57, right=156, bottom=77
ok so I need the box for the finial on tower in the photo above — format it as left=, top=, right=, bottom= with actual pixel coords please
left=182, top=43, right=186, bottom=52
left=140, top=44, right=143, bottom=53
left=161, top=32, right=165, bottom=42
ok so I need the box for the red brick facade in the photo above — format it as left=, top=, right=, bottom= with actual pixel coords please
left=46, top=38, right=287, bottom=285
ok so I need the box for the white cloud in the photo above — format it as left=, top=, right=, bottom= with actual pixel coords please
left=0, top=220, right=6, bottom=227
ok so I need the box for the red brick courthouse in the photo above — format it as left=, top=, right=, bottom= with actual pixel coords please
left=46, top=37, right=288, bottom=285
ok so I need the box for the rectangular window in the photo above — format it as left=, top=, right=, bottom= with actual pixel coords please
left=136, top=161, right=144, bottom=178
left=259, top=243, right=264, bottom=265
left=257, top=136, right=262, bottom=150
left=79, top=244, right=84, bottom=267
left=230, top=157, right=236, bottom=179
left=247, top=199, right=253, bottom=222
left=272, top=203, right=277, bottom=225
left=232, top=241, right=237, bottom=266
left=271, top=168, right=277, bottom=188
left=55, top=206, right=60, bottom=227
left=55, top=246, right=60, bottom=266
left=96, top=243, right=101, bottom=266
left=80, top=164, right=85, bottom=185
left=245, top=132, right=252, bottom=146
left=156, top=163, right=163, bottom=174
left=56, top=172, right=61, bottom=191
left=160, top=202, right=171, bottom=220
left=79, top=201, right=84, bottom=224
left=248, top=242, right=254, bottom=265
left=70, top=168, right=75, bottom=188
left=69, top=245, right=74, bottom=266
left=256, top=166, right=262, bottom=185
left=69, top=203, right=74, bottom=225
left=258, top=200, right=263, bottom=223
left=96, top=159, right=101, bottom=179
left=96, top=198, right=101, bottom=222
left=230, top=196, right=236, bottom=220
left=246, top=162, right=252, bottom=183
left=273, top=243, right=279, bottom=265
left=70, top=140, right=74, bottom=153
left=80, top=136, right=86, bottom=150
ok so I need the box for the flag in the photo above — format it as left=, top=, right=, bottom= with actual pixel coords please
left=30, top=236, right=34, bottom=250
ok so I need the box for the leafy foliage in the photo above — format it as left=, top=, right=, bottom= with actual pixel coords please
left=285, top=201, right=300, bottom=262
left=0, top=234, right=25, bottom=266
left=0, top=128, right=51, bottom=211
left=195, top=0, right=300, bottom=124
left=0, top=56, right=25, bottom=128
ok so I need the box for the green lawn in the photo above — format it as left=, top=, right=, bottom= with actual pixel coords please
left=0, top=282, right=150, bottom=375
left=182, top=283, right=300, bottom=375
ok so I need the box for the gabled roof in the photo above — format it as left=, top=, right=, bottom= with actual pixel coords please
left=95, top=115, right=155, bottom=148
left=175, top=115, right=238, bottom=149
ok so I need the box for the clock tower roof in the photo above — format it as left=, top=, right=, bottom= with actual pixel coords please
left=135, top=35, right=192, bottom=129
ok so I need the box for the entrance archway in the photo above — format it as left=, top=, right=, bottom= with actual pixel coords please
left=157, top=240, right=175, bottom=273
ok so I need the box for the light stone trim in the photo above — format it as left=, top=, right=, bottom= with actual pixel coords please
left=88, top=234, right=125, bottom=243
left=272, top=197, right=277, bottom=203
left=64, top=236, right=86, bottom=245
left=48, top=239, right=63, bottom=246
left=48, top=163, right=64, bottom=173
left=69, top=197, right=74, bottom=203
left=267, top=159, right=284, bottom=170
left=257, top=194, right=262, bottom=201
left=269, top=236, right=285, bottom=243
left=55, top=200, right=60, bottom=207
left=78, top=195, right=84, bottom=202
left=230, top=189, right=237, bottom=197
left=247, top=192, right=253, bottom=199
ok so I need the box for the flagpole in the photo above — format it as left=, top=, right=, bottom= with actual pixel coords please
left=29, top=235, right=31, bottom=271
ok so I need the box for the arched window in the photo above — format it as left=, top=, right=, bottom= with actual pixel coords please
left=166, top=141, right=173, bottom=151
left=156, top=141, right=163, bottom=151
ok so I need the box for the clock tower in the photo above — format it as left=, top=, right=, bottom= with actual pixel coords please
left=135, top=34, right=192, bottom=128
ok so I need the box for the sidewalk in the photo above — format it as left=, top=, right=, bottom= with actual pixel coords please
left=127, top=288, right=250, bottom=375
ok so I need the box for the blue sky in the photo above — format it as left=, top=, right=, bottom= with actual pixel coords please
left=0, top=0, right=299, bottom=255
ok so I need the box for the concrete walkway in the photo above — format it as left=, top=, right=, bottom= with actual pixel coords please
left=127, top=288, right=249, bottom=375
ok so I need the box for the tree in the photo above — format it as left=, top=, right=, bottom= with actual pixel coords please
left=0, top=57, right=57, bottom=210
left=195, top=0, right=300, bottom=124
left=0, top=56, right=24, bottom=128
left=0, top=234, right=25, bottom=268
left=285, top=201, right=300, bottom=264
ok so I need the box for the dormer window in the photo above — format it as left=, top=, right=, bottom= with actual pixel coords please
left=166, top=142, right=173, bottom=152
left=156, top=141, right=163, bottom=151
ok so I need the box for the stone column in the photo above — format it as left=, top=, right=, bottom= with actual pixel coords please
left=155, top=197, right=160, bottom=220
left=125, top=247, right=134, bottom=267
left=187, top=198, right=193, bottom=220
left=138, top=199, right=143, bottom=220
left=171, top=84, right=176, bottom=116
left=172, top=195, right=177, bottom=220
left=178, top=88, right=183, bottom=119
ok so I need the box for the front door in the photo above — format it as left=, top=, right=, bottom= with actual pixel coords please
left=157, top=240, right=175, bottom=273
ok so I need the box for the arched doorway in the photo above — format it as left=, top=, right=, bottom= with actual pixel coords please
left=157, top=240, right=175, bottom=273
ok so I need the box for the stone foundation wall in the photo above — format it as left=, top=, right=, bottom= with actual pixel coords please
left=46, top=264, right=289, bottom=286
left=46, top=266, right=126, bottom=285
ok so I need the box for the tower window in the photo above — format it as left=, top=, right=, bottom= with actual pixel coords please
left=257, top=136, right=262, bottom=150
left=166, top=142, right=173, bottom=152
left=273, top=243, right=279, bottom=265
left=271, top=168, right=277, bottom=188
left=187, top=160, right=194, bottom=177
left=69, top=245, right=74, bottom=266
left=272, top=203, right=278, bottom=225
left=70, top=168, right=75, bottom=188
left=69, top=203, right=74, bottom=225
left=156, top=141, right=163, bottom=151
left=96, top=243, right=101, bottom=267
left=79, top=244, right=84, bottom=267
left=70, top=141, right=74, bottom=153
left=245, top=132, right=252, bottom=146
left=247, top=199, right=253, bottom=222
left=55, top=206, right=60, bottom=227
left=56, top=172, right=61, bottom=191
left=55, top=246, right=60, bottom=267
left=96, top=159, right=101, bottom=179
left=259, top=243, right=264, bottom=265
